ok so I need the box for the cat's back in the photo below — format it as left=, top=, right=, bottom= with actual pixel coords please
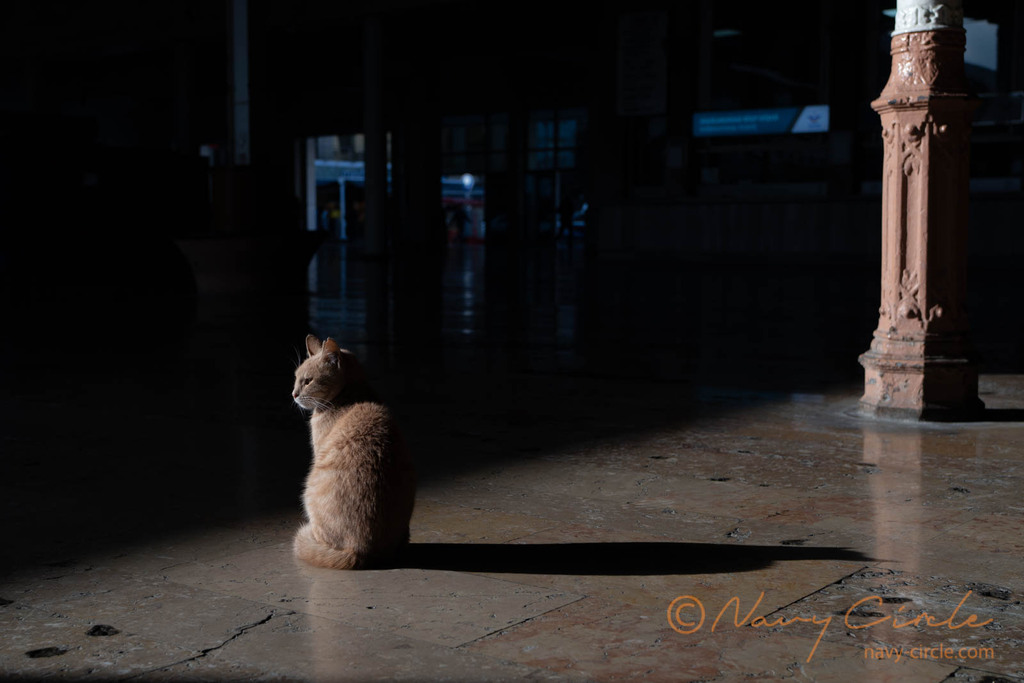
left=334, top=401, right=394, bottom=441
left=315, top=401, right=406, bottom=467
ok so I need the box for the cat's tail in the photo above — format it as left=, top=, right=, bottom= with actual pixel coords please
left=293, top=524, right=365, bottom=570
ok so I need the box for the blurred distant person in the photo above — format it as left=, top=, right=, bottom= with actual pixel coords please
left=558, top=188, right=585, bottom=241
left=448, top=203, right=469, bottom=243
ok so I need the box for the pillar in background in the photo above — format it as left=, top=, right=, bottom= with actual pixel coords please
left=362, top=14, right=388, bottom=257
left=304, top=137, right=317, bottom=232
left=229, top=0, right=250, bottom=168
left=217, top=0, right=251, bottom=233
left=860, top=0, right=983, bottom=420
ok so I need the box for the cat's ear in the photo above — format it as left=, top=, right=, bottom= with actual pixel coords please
left=305, top=335, right=322, bottom=357
left=322, top=337, right=342, bottom=367
left=336, top=347, right=365, bottom=380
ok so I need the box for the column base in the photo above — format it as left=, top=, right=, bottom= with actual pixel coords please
left=859, top=351, right=985, bottom=422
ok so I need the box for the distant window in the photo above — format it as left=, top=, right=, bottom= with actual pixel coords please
left=962, top=3, right=1024, bottom=192
left=441, top=114, right=507, bottom=175
left=527, top=108, right=587, bottom=171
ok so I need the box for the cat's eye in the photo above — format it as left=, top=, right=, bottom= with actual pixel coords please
left=303, top=378, right=312, bottom=385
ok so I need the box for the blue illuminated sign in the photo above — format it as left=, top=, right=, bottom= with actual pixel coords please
left=693, top=105, right=829, bottom=137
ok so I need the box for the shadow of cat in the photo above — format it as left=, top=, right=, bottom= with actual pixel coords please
left=395, top=542, right=874, bottom=576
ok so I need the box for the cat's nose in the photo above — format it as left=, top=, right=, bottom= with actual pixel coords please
left=292, top=391, right=298, bottom=398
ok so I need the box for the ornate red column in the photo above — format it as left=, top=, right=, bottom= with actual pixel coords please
left=860, top=0, right=984, bottom=420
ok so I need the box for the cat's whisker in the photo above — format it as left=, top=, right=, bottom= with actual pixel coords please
left=293, top=394, right=335, bottom=412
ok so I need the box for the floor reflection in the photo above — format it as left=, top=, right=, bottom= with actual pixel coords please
left=308, top=242, right=1023, bottom=392
left=862, top=427, right=924, bottom=574
left=308, top=244, right=887, bottom=390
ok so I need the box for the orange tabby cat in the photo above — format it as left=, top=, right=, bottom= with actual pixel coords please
left=292, top=335, right=416, bottom=569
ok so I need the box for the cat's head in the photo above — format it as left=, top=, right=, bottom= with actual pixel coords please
left=292, top=335, right=363, bottom=411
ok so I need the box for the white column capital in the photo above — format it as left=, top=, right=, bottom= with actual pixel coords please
left=892, top=0, right=963, bottom=35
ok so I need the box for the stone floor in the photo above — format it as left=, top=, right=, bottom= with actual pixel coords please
left=2, top=243, right=1022, bottom=681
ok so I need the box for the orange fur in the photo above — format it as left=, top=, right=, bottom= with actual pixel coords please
left=292, top=336, right=416, bottom=570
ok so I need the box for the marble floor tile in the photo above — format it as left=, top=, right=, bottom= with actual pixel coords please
left=147, top=609, right=556, bottom=682
left=163, top=543, right=583, bottom=648
left=881, top=513, right=1024, bottom=587
left=755, top=568, right=1024, bottom=681
left=1, top=566, right=281, bottom=656
left=410, top=499, right=561, bottom=543
left=463, top=595, right=956, bottom=682
left=0, top=602, right=195, bottom=680
left=943, top=667, right=1024, bottom=683
left=1, top=563, right=142, bottom=614
left=416, top=480, right=742, bottom=539
left=88, top=521, right=302, bottom=575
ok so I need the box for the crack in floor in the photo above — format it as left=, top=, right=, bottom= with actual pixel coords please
left=453, top=595, right=591, bottom=649
left=126, top=610, right=285, bottom=679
